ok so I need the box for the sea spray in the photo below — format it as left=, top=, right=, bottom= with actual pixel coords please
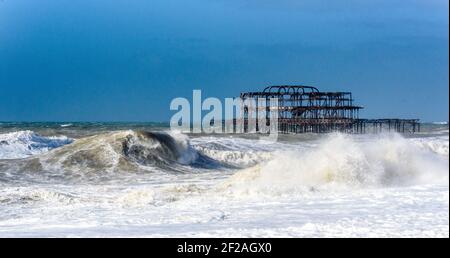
left=221, top=133, right=449, bottom=196
left=0, top=130, right=73, bottom=159
left=0, top=125, right=448, bottom=237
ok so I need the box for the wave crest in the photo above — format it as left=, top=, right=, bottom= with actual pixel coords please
left=0, top=130, right=73, bottom=159
left=36, top=130, right=203, bottom=174
left=221, top=133, right=449, bottom=195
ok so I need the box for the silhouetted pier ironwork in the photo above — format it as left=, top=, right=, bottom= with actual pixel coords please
left=239, top=85, right=420, bottom=134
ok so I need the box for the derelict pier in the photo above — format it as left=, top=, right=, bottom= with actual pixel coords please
left=239, top=85, right=420, bottom=134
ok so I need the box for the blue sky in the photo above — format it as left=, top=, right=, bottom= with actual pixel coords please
left=0, top=0, right=448, bottom=122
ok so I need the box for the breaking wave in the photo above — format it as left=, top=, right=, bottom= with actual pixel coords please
left=0, top=129, right=276, bottom=176
left=221, top=133, right=449, bottom=195
left=0, top=131, right=73, bottom=159
left=0, top=129, right=448, bottom=191
left=411, top=136, right=449, bottom=156
left=35, top=130, right=215, bottom=174
left=0, top=130, right=268, bottom=180
left=191, top=137, right=273, bottom=167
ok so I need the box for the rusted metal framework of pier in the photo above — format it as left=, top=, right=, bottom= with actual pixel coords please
left=239, top=85, right=420, bottom=134
left=360, top=119, right=420, bottom=134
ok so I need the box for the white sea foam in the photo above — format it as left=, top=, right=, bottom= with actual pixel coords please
left=191, top=137, right=275, bottom=167
left=432, top=121, right=448, bottom=125
left=411, top=136, right=449, bottom=156
left=0, top=130, right=448, bottom=237
left=0, top=131, right=73, bottom=159
left=221, top=133, right=449, bottom=196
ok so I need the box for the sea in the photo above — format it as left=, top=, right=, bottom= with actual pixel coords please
left=0, top=122, right=448, bottom=237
